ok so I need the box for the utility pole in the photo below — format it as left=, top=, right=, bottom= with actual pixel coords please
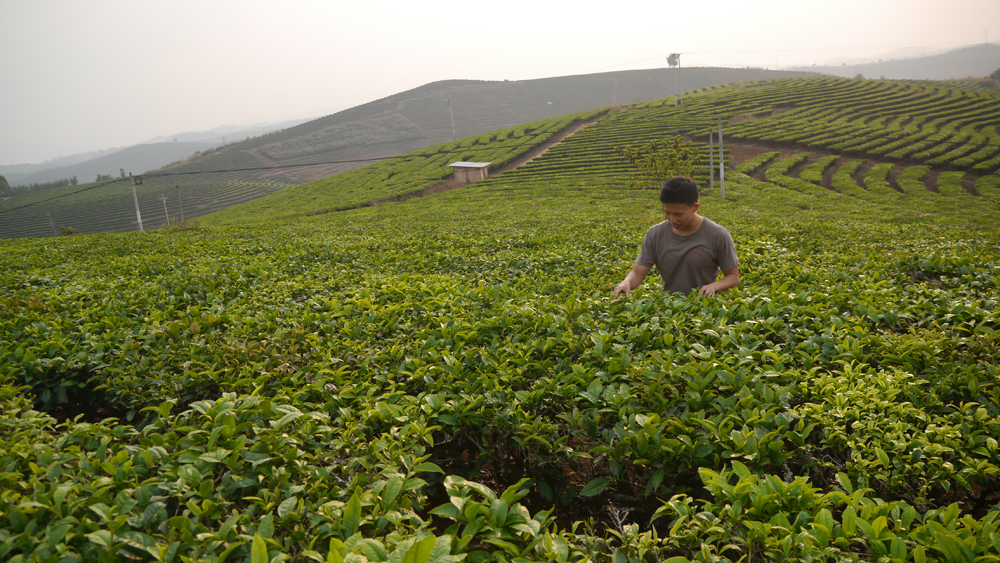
left=159, top=195, right=170, bottom=226
left=668, top=53, right=683, bottom=106
left=718, top=120, right=725, bottom=200
left=176, top=185, right=185, bottom=225
left=444, top=98, right=456, bottom=140
left=708, top=131, right=714, bottom=191
left=130, top=173, right=144, bottom=232
left=677, top=56, right=682, bottom=106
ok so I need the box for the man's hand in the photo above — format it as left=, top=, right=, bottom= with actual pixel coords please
left=613, top=281, right=632, bottom=298
left=699, top=266, right=740, bottom=297
left=613, top=264, right=651, bottom=299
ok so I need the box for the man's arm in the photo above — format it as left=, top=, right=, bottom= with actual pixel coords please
left=699, top=266, right=739, bottom=296
left=614, top=264, right=652, bottom=298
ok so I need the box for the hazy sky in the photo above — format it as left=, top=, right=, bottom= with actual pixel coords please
left=2, top=0, right=998, bottom=165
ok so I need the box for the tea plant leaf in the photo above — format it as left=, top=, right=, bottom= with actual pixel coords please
left=328, top=538, right=347, bottom=563
left=835, top=473, right=853, bottom=495
left=118, top=531, right=159, bottom=559
left=731, top=460, right=751, bottom=480
left=278, top=496, right=298, bottom=519
left=400, top=535, right=436, bottom=563
left=381, top=474, right=403, bottom=512
left=580, top=478, right=612, bottom=497
left=86, top=530, right=113, bottom=549
left=875, top=447, right=890, bottom=469
left=251, top=533, right=268, bottom=563
left=412, top=462, right=444, bottom=474
left=343, top=491, right=361, bottom=537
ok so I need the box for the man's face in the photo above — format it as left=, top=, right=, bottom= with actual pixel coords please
left=663, top=202, right=699, bottom=232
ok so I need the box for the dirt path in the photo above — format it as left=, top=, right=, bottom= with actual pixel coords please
left=488, top=113, right=606, bottom=176
left=369, top=112, right=608, bottom=207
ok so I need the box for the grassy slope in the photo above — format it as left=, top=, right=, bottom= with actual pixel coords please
left=2, top=79, right=1000, bottom=562
left=0, top=68, right=820, bottom=239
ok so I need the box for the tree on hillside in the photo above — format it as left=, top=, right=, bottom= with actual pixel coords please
left=615, top=136, right=699, bottom=190
left=989, top=68, right=1000, bottom=89
left=0, top=174, right=9, bottom=196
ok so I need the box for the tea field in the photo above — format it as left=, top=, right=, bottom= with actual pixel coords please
left=0, top=68, right=822, bottom=240
left=2, top=77, right=1000, bottom=563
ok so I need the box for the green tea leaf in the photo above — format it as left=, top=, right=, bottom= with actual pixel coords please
left=251, top=533, right=268, bottom=563
left=278, top=496, right=298, bottom=519
left=381, top=474, right=403, bottom=512
left=875, top=447, right=890, bottom=468
left=835, top=473, right=853, bottom=494
left=580, top=478, right=612, bottom=497
left=400, top=535, right=437, bottom=563
left=412, top=462, right=444, bottom=474
left=343, top=490, right=361, bottom=536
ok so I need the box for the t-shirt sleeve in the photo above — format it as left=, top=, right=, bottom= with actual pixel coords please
left=636, top=230, right=656, bottom=267
left=716, top=230, right=739, bottom=271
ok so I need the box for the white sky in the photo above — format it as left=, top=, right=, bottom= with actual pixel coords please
left=2, top=0, right=997, bottom=165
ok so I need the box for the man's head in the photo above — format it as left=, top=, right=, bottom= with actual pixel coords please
left=659, top=176, right=700, bottom=232
left=659, top=176, right=699, bottom=206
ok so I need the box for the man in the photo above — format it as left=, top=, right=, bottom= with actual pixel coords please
left=614, top=176, right=739, bottom=298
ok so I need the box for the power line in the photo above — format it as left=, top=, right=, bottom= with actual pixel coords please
left=141, top=156, right=391, bottom=179
left=0, top=156, right=394, bottom=215
left=0, top=177, right=127, bottom=214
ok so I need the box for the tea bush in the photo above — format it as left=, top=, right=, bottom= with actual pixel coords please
left=3, top=78, right=1000, bottom=562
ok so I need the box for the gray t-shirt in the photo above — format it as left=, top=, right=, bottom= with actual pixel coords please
left=636, top=217, right=738, bottom=294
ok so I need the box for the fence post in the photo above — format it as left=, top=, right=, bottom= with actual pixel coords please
left=718, top=120, right=725, bottom=200
left=708, top=131, right=714, bottom=191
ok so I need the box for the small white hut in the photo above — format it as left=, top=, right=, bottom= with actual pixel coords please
left=448, top=161, right=491, bottom=185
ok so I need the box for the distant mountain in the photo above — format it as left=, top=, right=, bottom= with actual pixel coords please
left=138, top=118, right=314, bottom=145
left=822, top=45, right=953, bottom=67
left=0, top=148, right=124, bottom=185
left=12, top=141, right=219, bottom=187
left=788, top=43, right=1000, bottom=80
left=5, top=119, right=316, bottom=187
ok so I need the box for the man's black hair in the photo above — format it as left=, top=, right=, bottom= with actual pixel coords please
left=659, top=176, right=699, bottom=206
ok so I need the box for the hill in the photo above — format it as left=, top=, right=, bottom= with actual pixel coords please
left=137, top=119, right=314, bottom=145
left=0, top=67, right=819, bottom=239
left=11, top=141, right=217, bottom=186
left=201, top=76, right=1000, bottom=226
left=4, top=119, right=312, bottom=188
left=0, top=148, right=125, bottom=185
left=788, top=43, right=1000, bottom=81
left=2, top=77, right=1000, bottom=562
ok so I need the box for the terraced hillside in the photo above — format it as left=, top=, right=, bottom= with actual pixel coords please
left=201, top=77, right=1000, bottom=228
left=3, top=76, right=1000, bottom=563
left=0, top=67, right=818, bottom=239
